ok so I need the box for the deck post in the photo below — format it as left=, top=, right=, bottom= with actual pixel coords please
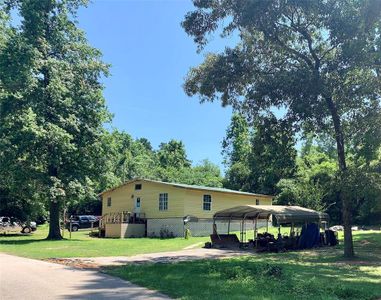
left=266, top=215, right=269, bottom=232
left=254, top=216, right=259, bottom=248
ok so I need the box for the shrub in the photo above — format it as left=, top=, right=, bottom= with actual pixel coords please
left=159, top=227, right=174, bottom=239
left=184, top=228, right=192, bottom=239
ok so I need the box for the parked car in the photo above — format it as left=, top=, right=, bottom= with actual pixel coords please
left=66, top=215, right=99, bottom=231
left=0, top=216, right=36, bottom=234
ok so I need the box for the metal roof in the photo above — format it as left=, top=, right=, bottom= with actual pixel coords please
left=99, top=178, right=272, bottom=198
left=213, top=205, right=329, bottom=223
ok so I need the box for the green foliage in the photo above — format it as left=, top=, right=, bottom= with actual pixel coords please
left=275, top=141, right=337, bottom=214
left=247, top=116, right=297, bottom=194
left=183, top=0, right=381, bottom=256
left=338, top=163, right=381, bottom=225
left=99, top=131, right=223, bottom=189
left=222, top=113, right=251, bottom=166
left=0, top=0, right=111, bottom=238
left=223, top=113, right=297, bottom=194
left=275, top=140, right=381, bottom=224
left=158, top=140, right=191, bottom=169
left=184, top=228, right=192, bottom=239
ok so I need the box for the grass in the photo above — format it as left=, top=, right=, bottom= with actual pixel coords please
left=2, top=225, right=381, bottom=299
left=0, top=223, right=287, bottom=259
left=104, top=230, right=381, bottom=300
left=0, top=224, right=209, bottom=259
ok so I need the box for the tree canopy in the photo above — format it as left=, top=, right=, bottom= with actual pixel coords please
left=182, top=0, right=381, bottom=257
left=0, top=0, right=110, bottom=239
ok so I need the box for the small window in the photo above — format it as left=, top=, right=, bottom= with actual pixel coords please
left=136, top=197, right=141, bottom=208
left=256, top=199, right=259, bottom=205
left=135, top=184, right=142, bottom=190
left=203, top=195, right=212, bottom=211
left=159, top=193, right=168, bottom=211
left=107, top=197, right=112, bottom=207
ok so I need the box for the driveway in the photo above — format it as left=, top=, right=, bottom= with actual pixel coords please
left=0, top=253, right=169, bottom=300
left=59, top=248, right=248, bottom=267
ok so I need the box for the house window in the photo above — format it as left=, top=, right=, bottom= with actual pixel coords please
left=159, top=193, right=168, bottom=211
left=136, top=197, right=141, bottom=208
left=203, top=195, right=212, bottom=211
left=107, top=197, right=112, bottom=207
left=135, top=184, right=142, bottom=190
left=256, top=199, right=260, bottom=205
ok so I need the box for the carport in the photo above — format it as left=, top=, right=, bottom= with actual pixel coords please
left=212, top=205, right=330, bottom=249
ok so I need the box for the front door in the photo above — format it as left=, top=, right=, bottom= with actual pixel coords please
left=134, top=197, right=141, bottom=214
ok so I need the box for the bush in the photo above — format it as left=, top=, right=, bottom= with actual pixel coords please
left=184, top=228, right=192, bottom=239
left=159, top=227, right=174, bottom=239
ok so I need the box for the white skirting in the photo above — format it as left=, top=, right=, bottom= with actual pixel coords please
left=147, top=218, right=269, bottom=237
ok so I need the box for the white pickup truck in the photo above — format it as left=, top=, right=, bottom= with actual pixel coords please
left=0, top=216, right=36, bottom=234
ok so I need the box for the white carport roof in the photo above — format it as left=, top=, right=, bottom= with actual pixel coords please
left=213, top=205, right=329, bottom=224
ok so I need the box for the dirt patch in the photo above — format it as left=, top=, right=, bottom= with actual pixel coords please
left=44, top=258, right=100, bottom=269
left=183, top=242, right=204, bottom=250
left=359, top=239, right=371, bottom=246
left=334, top=260, right=381, bottom=266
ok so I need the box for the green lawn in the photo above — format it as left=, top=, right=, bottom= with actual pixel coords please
left=0, top=225, right=208, bottom=258
left=0, top=224, right=290, bottom=259
left=104, top=231, right=381, bottom=300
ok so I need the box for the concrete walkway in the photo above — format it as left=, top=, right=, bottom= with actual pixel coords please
left=69, top=248, right=248, bottom=267
left=0, top=253, right=169, bottom=300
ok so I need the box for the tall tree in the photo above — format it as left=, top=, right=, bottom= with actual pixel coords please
left=248, top=116, right=297, bottom=194
left=182, top=0, right=381, bottom=256
left=222, top=113, right=296, bottom=194
left=222, top=113, right=251, bottom=166
left=0, top=0, right=110, bottom=239
left=157, top=140, right=191, bottom=169
left=222, top=113, right=252, bottom=191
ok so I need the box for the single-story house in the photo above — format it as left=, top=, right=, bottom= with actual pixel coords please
left=99, top=178, right=273, bottom=238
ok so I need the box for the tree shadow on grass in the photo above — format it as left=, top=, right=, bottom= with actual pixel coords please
left=0, top=238, right=85, bottom=245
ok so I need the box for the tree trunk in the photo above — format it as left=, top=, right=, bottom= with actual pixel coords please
left=325, top=96, right=354, bottom=257
left=47, top=200, right=62, bottom=240
left=46, top=165, right=63, bottom=240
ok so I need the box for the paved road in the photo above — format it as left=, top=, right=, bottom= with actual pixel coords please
left=0, top=253, right=170, bottom=300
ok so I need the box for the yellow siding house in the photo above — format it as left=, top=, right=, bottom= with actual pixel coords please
left=100, top=178, right=273, bottom=237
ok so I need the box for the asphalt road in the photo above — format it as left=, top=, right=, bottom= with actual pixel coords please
left=0, top=253, right=169, bottom=300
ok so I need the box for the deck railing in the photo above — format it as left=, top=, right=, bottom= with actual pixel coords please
left=100, top=211, right=146, bottom=228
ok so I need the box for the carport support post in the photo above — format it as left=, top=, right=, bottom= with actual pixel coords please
left=290, top=222, right=294, bottom=236
left=254, top=216, right=259, bottom=248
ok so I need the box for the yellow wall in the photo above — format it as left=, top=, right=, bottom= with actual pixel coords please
left=102, top=180, right=272, bottom=219
left=184, top=189, right=272, bottom=218
left=102, top=180, right=186, bottom=218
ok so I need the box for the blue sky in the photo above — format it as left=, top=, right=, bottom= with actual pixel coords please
left=77, top=0, right=234, bottom=169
